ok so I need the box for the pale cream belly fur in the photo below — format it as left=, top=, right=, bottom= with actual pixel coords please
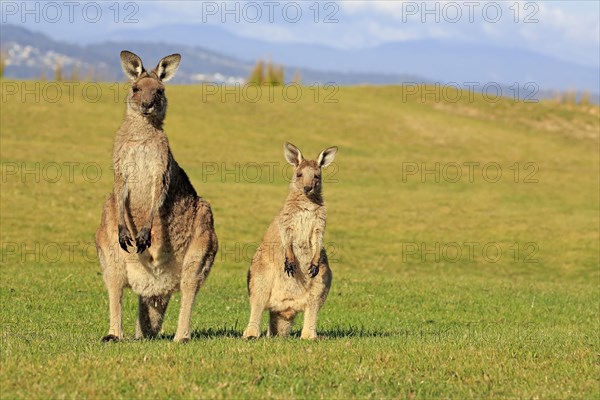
left=268, top=279, right=311, bottom=312
left=125, top=248, right=180, bottom=297
left=266, top=241, right=315, bottom=313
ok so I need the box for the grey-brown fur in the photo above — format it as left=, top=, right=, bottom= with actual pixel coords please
left=95, top=51, right=218, bottom=343
left=243, top=142, right=338, bottom=339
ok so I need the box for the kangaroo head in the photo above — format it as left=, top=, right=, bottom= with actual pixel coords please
left=120, top=50, right=181, bottom=121
left=284, top=142, right=338, bottom=200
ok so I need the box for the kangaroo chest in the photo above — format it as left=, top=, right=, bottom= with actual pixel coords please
left=120, top=143, right=164, bottom=191
left=288, top=210, right=318, bottom=247
left=284, top=208, right=325, bottom=268
left=117, top=139, right=168, bottom=220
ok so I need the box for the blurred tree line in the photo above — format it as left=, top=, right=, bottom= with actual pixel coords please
left=247, top=59, right=301, bottom=85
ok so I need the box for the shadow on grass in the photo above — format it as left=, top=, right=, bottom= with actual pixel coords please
left=310, top=326, right=395, bottom=338
left=155, top=326, right=242, bottom=341
left=151, top=325, right=392, bottom=341
left=191, top=326, right=242, bottom=339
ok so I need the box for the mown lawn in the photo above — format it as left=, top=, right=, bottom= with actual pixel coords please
left=1, top=81, right=598, bottom=399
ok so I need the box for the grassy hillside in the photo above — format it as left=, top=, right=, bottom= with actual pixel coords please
left=1, top=81, right=598, bottom=399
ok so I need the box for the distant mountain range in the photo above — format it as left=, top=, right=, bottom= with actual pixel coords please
left=1, top=23, right=599, bottom=98
left=0, top=24, right=423, bottom=85
left=0, top=24, right=250, bottom=83
left=107, top=23, right=600, bottom=93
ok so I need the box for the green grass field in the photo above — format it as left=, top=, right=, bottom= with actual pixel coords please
left=1, top=81, right=598, bottom=399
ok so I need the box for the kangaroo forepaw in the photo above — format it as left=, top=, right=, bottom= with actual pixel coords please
left=284, top=258, right=297, bottom=277
left=136, top=227, right=151, bottom=253
left=118, top=224, right=133, bottom=252
left=308, top=263, right=319, bottom=278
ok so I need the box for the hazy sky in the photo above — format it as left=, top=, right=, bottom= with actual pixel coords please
left=2, top=1, right=599, bottom=67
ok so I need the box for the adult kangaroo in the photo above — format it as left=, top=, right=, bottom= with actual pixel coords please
left=95, top=51, right=218, bottom=343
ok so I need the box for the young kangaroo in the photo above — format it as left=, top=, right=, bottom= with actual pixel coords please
left=95, top=51, right=218, bottom=343
left=243, top=142, right=338, bottom=339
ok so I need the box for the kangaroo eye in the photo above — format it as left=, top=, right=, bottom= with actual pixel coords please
left=315, top=175, right=321, bottom=179
left=132, top=86, right=139, bottom=93
left=156, top=89, right=164, bottom=96
left=296, top=172, right=302, bottom=178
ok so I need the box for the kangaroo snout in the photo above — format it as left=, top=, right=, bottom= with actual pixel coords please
left=140, top=101, right=155, bottom=114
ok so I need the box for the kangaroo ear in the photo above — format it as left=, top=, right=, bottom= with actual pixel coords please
left=284, top=142, right=303, bottom=166
left=154, top=53, right=181, bottom=82
left=317, top=146, right=338, bottom=168
left=120, top=50, right=145, bottom=81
